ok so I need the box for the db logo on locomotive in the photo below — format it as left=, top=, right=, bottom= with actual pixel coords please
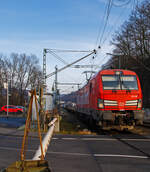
left=119, top=102, right=124, bottom=106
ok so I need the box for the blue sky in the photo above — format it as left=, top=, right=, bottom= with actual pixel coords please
left=0, top=0, right=102, bottom=40
left=0, top=0, right=144, bottom=93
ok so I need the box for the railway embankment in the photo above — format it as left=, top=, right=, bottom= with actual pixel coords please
left=60, top=108, right=96, bottom=135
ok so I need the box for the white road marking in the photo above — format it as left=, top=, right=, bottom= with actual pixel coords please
left=47, top=151, right=90, bottom=156
left=81, top=138, right=116, bottom=141
left=94, top=154, right=148, bottom=159
left=1, top=134, right=150, bottom=142
left=0, top=146, right=148, bottom=159
left=73, top=138, right=150, bottom=142
left=121, top=139, right=150, bottom=142
left=61, top=138, right=150, bottom=142
left=52, top=138, right=58, bottom=140
left=62, top=138, right=78, bottom=140
left=0, top=146, right=35, bottom=152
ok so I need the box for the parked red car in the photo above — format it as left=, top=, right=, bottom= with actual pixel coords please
left=0, top=105, right=23, bottom=113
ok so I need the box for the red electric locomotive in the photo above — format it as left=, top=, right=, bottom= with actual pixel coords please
left=76, top=69, right=144, bottom=130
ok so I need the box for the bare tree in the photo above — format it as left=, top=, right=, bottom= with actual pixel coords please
left=103, top=0, right=150, bottom=107
left=0, top=53, right=42, bottom=106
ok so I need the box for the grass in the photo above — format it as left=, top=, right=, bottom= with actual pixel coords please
left=17, top=109, right=97, bottom=135
left=59, top=109, right=96, bottom=135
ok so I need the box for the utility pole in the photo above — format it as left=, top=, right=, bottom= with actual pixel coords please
left=6, top=78, right=9, bottom=117
left=4, top=75, right=9, bottom=117
left=43, top=49, right=47, bottom=92
left=43, top=49, right=93, bottom=90
left=55, top=66, right=58, bottom=106
left=55, top=66, right=58, bottom=93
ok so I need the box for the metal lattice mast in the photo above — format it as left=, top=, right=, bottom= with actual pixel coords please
left=43, top=49, right=47, bottom=89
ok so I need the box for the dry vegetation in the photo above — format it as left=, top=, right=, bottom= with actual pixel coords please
left=59, top=109, right=96, bottom=135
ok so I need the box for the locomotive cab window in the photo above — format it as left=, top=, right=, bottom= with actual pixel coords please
left=102, top=75, right=138, bottom=90
left=102, top=75, right=120, bottom=90
left=121, top=76, right=138, bottom=90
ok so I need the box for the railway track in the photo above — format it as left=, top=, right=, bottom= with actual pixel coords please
left=70, top=110, right=150, bottom=158
left=143, top=122, right=150, bottom=128
left=89, top=123, right=150, bottom=159
left=114, top=134, right=150, bottom=158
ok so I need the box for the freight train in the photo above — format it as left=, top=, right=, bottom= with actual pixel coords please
left=63, top=69, right=144, bottom=130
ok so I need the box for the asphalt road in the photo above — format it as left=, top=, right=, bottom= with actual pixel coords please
left=0, top=130, right=150, bottom=172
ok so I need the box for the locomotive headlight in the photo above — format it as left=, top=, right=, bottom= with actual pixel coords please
left=138, top=99, right=142, bottom=108
left=98, top=99, right=104, bottom=109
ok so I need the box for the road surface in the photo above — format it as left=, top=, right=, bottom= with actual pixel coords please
left=0, top=128, right=150, bottom=172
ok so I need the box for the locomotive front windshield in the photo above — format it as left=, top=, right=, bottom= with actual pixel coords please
left=102, top=75, right=138, bottom=90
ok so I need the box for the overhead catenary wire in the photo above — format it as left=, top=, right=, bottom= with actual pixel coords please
left=56, top=0, right=136, bottom=87
left=49, top=50, right=68, bottom=65
left=132, top=0, right=136, bottom=11
left=46, top=48, right=98, bottom=82
left=94, top=55, right=108, bottom=69
left=46, top=50, right=96, bottom=79
left=95, top=0, right=109, bottom=49
left=47, top=0, right=137, bottom=93
left=49, top=1, right=129, bottom=90
left=92, top=0, right=113, bottom=71
left=112, top=0, right=131, bottom=7
left=101, top=0, right=132, bottom=46
left=132, top=0, right=139, bottom=12
left=98, top=0, right=113, bottom=47
left=48, top=49, right=92, bottom=53
left=46, top=49, right=79, bottom=85
left=95, top=0, right=134, bottom=51
left=49, top=50, right=101, bottom=68
left=99, top=0, right=142, bottom=70
left=48, top=51, right=99, bottom=89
